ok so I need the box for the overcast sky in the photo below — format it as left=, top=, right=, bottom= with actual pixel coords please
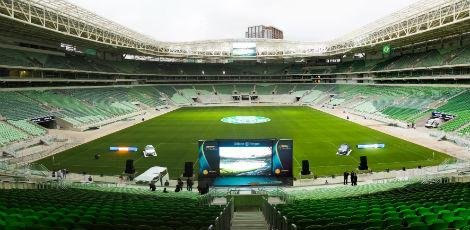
left=68, top=0, right=419, bottom=42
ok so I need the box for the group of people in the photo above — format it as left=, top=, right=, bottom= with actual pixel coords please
left=152, top=177, right=195, bottom=193
left=175, top=177, right=194, bottom=192
left=407, top=122, right=416, bottom=129
left=343, top=171, right=358, bottom=186
left=52, top=169, right=68, bottom=180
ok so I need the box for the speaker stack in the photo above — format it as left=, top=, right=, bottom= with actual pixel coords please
left=125, top=159, right=135, bottom=174
left=301, top=160, right=311, bottom=175
left=358, top=156, right=368, bottom=170
left=183, top=162, right=193, bottom=177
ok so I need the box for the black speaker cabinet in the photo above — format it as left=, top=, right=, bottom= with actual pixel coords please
left=358, top=156, right=368, bottom=170
left=125, top=159, right=135, bottom=174
left=183, top=162, right=193, bottom=177
left=301, top=160, right=311, bottom=175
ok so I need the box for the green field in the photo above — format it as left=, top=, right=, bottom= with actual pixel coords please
left=38, top=106, right=451, bottom=179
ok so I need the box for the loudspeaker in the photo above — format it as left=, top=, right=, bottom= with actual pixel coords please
left=125, top=159, right=135, bottom=174
left=301, top=160, right=311, bottom=175
left=358, top=156, right=368, bottom=170
left=183, top=162, right=193, bottom=177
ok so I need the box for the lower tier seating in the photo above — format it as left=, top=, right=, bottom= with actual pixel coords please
left=0, top=122, right=29, bottom=146
left=0, top=187, right=222, bottom=230
left=276, top=182, right=470, bottom=230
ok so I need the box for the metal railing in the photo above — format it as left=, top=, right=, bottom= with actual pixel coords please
left=262, top=198, right=296, bottom=230
left=208, top=197, right=234, bottom=230
left=198, top=187, right=218, bottom=206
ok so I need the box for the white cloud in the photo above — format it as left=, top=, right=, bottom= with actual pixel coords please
left=67, top=0, right=419, bottom=42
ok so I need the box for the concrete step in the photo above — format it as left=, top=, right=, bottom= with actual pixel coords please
left=231, top=211, right=268, bottom=230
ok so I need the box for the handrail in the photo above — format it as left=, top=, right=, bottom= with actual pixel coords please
left=208, top=197, right=234, bottom=230
left=262, top=197, right=293, bottom=230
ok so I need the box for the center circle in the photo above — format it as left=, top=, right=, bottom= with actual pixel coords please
left=221, top=116, right=271, bottom=124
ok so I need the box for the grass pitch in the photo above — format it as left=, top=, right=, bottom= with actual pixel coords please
left=38, top=106, right=451, bottom=179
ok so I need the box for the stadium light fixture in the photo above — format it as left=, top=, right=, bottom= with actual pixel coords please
left=110, top=146, right=138, bottom=152
left=357, top=144, right=385, bottom=149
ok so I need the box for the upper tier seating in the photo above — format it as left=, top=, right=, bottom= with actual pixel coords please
left=322, top=44, right=470, bottom=74
left=2, top=43, right=470, bottom=76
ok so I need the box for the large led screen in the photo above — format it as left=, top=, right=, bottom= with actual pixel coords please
left=219, top=146, right=272, bottom=176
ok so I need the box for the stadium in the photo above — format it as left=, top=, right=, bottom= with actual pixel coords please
left=0, top=0, right=469, bottom=229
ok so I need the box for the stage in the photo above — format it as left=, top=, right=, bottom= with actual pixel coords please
left=213, top=176, right=284, bottom=187
left=198, top=139, right=294, bottom=187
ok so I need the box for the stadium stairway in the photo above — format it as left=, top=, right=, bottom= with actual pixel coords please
left=231, top=211, right=268, bottom=230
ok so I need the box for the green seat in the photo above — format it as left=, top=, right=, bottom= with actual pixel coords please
left=421, top=214, right=438, bottom=224
left=428, top=219, right=448, bottom=230
left=385, top=224, right=401, bottom=230
left=385, top=217, right=402, bottom=226
left=365, top=219, right=383, bottom=228
left=350, top=214, right=366, bottom=222
left=400, top=210, right=415, bottom=217
left=404, top=215, right=421, bottom=226
left=455, top=209, right=470, bottom=218
left=346, top=220, right=363, bottom=229
left=429, top=206, right=442, bottom=213
left=417, top=208, right=432, bottom=216
left=369, top=208, right=382, bottom=214
left=296, top=219, right=314, bottom=229
left=77, top=220, right=92, bottom=228
left=57, top=218, right=75, bottom=229
left=40, top=217, right=56, bottom=227
left=23, top=216, right=40, bottom=226
left=331, top=216, right=350, bottom=223
left=305, top=225, right=323, bottom=230
left=322, top=223, right=348, bottom=230
left=449, top=217, right=467, bottom=229
left=364, top=227, right=381, bottom=230
left=157, top=226, right=174, bottom=230
left=437, top=210, right=453, bottom=222
left=408, top=222, right=428, bottom=230
left=367, top=213, right=383, bottom=220
left=384, top=211, right=400, bottom=219
left=5, top=222, right=25, bottom=230
left=175, top=226, right=195, bottom=230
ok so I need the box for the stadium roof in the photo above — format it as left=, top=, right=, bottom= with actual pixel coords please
left=0, top=0, right=469, bottom=60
